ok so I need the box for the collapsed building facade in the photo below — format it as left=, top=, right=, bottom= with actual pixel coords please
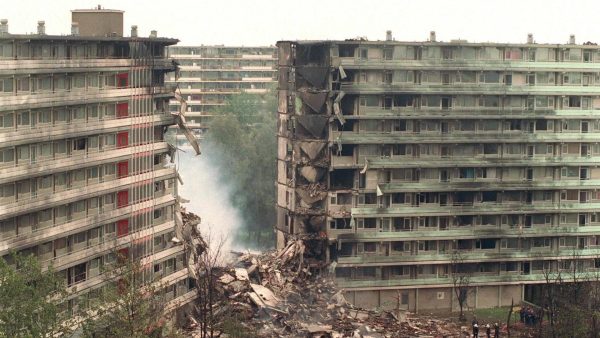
left=167, top=45, right=277, bottom=132
left=0, top=8, right=196, bottom=315
left=276, top=33, right=600, bottom=311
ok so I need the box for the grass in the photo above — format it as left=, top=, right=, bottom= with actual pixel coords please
left=472, top=306, right=520, bottom=325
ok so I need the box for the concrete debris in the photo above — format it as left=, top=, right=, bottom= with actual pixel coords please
left=184, top=237, right=463, bottom=338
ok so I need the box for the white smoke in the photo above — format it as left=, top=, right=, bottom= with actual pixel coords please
left=175, top=145, right=245, bottom=254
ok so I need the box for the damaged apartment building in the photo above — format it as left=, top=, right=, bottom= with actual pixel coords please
left=0, top=8, right=196, bottom=315
left=276, top=32, right=600, bottom=311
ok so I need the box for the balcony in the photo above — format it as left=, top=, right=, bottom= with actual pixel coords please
left=0, top=167, right=176, bottom=219
left=336, top=248, right=600, bottom=266
left=335, top=271, right=600, bottom=289
left=339, top=58, right=600, bottom=72
left=0, top=193, right=176, bottom=255
left=333, top=130, right=600, bottom=145
left=0, top=58, right=175, bottom=74
left=0, top=87, right=174, bottom=111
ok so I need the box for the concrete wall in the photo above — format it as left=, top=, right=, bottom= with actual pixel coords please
left=72, top=11, right=123, bottom=37
left=347, top=285, right=523, bottom=312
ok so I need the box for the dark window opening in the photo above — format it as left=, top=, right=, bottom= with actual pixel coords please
left=457, top=240, right=471, bottom=250
left=456, top=215, right=473, bottom=226
left=569, top=96, right=581, bottom=107
left=536, top=120, right=548, bottom=131
left=330, top=218, right=351, bottom=230
left=339, top=45, right=357, bottom=58
left=481, top=191, right=498, bottom=202
left=477, top=239, right=496, bottom=249
left=340, top=144, right=354, bottom=156
left=330, top=169, right=354, bottom=189
left=394, top=95, right=414, bottom=107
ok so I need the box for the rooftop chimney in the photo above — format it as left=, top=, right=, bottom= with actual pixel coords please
left=150, top=30, right=157, bottom=38
left=37, top=21, right=45, bottom=35
left=97, top=4, right=102, bottom=10
left=569, top=34, right=576, bottom=44
left=386, top=30, right=392, bottom=41
left=430, top=31, right=436, bottom=42
left=0, top=19, right=8, bottom=35
left=527, top=33, right=534, bottom=44
left=131, top=25, right=138, bottom=37
left=71, top=22, right=79, bottom=36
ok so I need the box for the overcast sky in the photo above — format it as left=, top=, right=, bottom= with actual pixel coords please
left=3, top=0, right=600, bottom=46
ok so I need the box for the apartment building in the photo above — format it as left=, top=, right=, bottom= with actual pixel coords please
left=276, top=33, right=600, bottom=312
left=0, top=10, right=193, bottom=316
left=167, top=45, right=277, bottom=132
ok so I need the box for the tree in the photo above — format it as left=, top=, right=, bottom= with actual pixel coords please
left=190, top=227, right=226, bottom=338
left=0, top=253, right=70, bottom=338
left=450, top=250, right=471, bottom=321
left=205, top=90, right=277, bottom=248
left=81, top=252, right=181, bottom=338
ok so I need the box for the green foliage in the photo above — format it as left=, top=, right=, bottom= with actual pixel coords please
left=0, top=253, right=69, bottom=338
left=81, top=257, right=181, bottom=338
left=205, top=91, right=277, bottom=248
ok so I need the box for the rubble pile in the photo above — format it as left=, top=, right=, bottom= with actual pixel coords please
left=187, top=237, right=463, bottom=338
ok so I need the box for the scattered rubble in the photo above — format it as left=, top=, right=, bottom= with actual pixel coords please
left=184, top=235, right=464, bottom=338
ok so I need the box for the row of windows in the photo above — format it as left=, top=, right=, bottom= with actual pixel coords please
left=331, top=212, right=600, bottom=232
left=350, top=70, right=600, bottom=87
left=343, top=143, right=600, bottom=160
left=183, top=82, right=269, bottom=90
left=1, top=134, right=121, bottom=166
left=0, top=99, right=169, bottom=130
left=353, top=94, right=600, bottom=110
left=353, top=189, right=599, bottom=207
left=179, top=71, right=275, bottom=79
left=62, top=256, right=189, bottom=317
left=351, top=166, right=597, bottom=183
left=348, top=119, right=600, bottom=134
left=0, top=181, right=174, bottom=241
left=0, top=41, right=165, bottom=60
left=170, top=46, right=274, bottom=57
left=0, top=160, right=167, bottom=205
left=4, top=208, right=171, bottom=263
left=0, top=72, right=132, bottom=95
left=344, top=45, right=600, bottom=63
left=176, top=59, right=274, bottom=68
left=341, top=236, right=600, bottom=257
left=335, top=260, right=598, bottom=281
left=0, top=102, right=128, bottom=129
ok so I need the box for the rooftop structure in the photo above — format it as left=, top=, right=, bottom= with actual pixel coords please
left=276, top=33, right=600, bottom=311
left=167, top=45, right=277, bottom=132
left=71, top=5, right=124, bottom=37
left=0, top=14, right=194, bottom=316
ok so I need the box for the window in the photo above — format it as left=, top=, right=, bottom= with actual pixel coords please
left=103, top=134, right=116, bottom=148
left=17, top=111, right=30, bottom=127
left=16, top=77, right=29, bottom=92
left=359, top=49, right=368, bottom=60
left=0, top=113, right=13, bottom=129
left=479, top=72, right=500, bottom=83
left=17, top=145, right=30, bottom=162
left=73, top=138, right=86, bottom=151
left=383, top=48, right=393, bottom=60
left=72, top=107, right=86, bottom=121
left=0, top=77, right=13, bottom=93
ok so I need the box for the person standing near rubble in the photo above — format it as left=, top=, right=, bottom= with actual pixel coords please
left=493, top=322, right=500, bottom=337
left=472, top=323, right=479, bottom=338
left=485, top=323, right=491, bottom=338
